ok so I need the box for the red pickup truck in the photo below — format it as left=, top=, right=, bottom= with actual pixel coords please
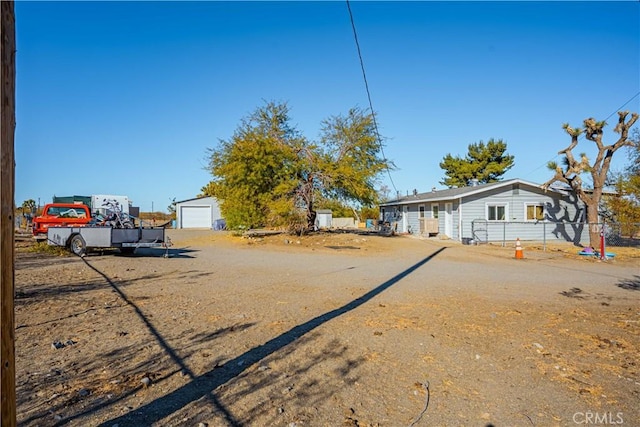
left=32, top=203, right=92, bottom=240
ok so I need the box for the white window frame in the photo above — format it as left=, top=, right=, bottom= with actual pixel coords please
left=419, top=205, right=426, bottom=218
left=524, top=202, right=545, bottom=221
left=431, top=203, right=439, bottom=219
left=486, top=203, right=508, bottom=221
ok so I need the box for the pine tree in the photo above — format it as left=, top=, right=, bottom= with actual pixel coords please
left=439, top=139, right=514, bottom=187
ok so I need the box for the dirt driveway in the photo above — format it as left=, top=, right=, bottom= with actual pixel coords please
left=14, top=230, right=640, bottom=426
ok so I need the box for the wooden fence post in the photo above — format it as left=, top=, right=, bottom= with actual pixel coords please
left=0, top=1, right=16, bottom=425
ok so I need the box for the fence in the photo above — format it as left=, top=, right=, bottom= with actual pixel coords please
left=605, top=222, right=640, bottom=247
left=468, top=221, right=640, bottom=249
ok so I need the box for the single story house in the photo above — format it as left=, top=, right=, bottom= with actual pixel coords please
left=175, top=196, right=224, bottom=229
left=379, top=178, right=590, bottom=244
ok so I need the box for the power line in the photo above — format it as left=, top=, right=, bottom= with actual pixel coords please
left=602, top=91, right=640, bottom=122
left=346, top=0, right=398, bottom=195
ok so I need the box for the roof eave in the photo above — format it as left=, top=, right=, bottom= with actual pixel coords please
left=379, top=179, right=566, bottom=207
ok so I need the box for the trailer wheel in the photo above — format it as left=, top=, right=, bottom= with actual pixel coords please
left=70, top=234, right=87, bottom=256
left=120, top=247, right=135, bottom=255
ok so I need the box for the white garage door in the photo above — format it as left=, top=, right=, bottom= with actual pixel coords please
left=181, top=206, right=211, bottom=228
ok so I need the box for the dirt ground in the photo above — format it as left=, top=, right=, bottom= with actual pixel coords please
left=13, top=230, right=640, bottom=427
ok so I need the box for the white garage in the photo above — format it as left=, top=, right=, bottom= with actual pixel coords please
left=175, top=196, right=223, bottom=229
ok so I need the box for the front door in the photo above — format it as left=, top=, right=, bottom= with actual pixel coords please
left=444, top=202, right=453, bottom=238
left=402, top=205, right=408, bottom=233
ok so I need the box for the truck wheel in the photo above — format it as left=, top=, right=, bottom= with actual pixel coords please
left=70, top=234, right=87, bottom=256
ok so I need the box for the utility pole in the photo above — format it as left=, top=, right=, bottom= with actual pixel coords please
left=0, top=2, right=16, bottom=425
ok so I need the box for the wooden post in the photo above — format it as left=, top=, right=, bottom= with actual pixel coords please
left=0, top=1, right=16, bottom=426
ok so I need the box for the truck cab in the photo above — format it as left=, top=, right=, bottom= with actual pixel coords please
left=32, top=203, right=92, bottom=240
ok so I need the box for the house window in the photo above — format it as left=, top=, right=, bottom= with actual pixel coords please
left=419, top=205, right=425, bottom=218
left=487, top=204, right=507, bottom=221
left=526, top=203, right=544, bottom=221
left=431, top=204, right=439, bottom=219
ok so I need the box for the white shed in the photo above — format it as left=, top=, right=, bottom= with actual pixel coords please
left=175, top=197, right=223, bottom=229
left=315, top=209, right=332, bottom=229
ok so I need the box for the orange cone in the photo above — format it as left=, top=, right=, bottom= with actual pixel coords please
left=515, top=238, right=524, bottom=259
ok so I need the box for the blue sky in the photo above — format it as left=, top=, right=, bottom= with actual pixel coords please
left=15, top=1, right=640, bottom=212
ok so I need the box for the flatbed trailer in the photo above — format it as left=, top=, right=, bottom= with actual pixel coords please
left=47, top=226, right=170, bottom=256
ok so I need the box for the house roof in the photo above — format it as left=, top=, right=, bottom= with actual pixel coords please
left=175, top=196, right=217, bottom=204
left=379, top=178, right=562, bottom=207
left=545, top=183, right=617, bottom=196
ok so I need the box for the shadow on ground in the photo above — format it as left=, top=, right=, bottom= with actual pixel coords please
left=96, top=247, right=445, bottom=426
left=617, top=275, right=640, bottom=291
left=19, top=247, right=444, bottom=426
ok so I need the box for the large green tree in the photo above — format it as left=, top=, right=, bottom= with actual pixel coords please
left=305, top=107, right=392, bottom=228
left=439, top=138, right=514, bottom=187
left=202, top=102, right=303, bottom=230
left=202, top=102, right=392, bottom=232
left=542, top=111, right=639, bottom=248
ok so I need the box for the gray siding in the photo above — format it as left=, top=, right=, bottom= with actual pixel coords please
left=380, top=207, right=401, bottom=226
left=381, top=200, right=461, bottom=239
left=406, top=206, right=419, bottom=235
left=449, top=201, right=460, bottom=240
left=380, top=180, right=587, bottom=243
left=178, top=197, right=222, bottom=219
left=460, top=184, right=585, bottom=243
left=175, top=197, right=222, bottom=229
